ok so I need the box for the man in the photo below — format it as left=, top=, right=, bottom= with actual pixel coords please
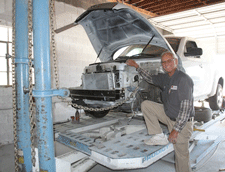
left=126, top=51, right=195, bottom=172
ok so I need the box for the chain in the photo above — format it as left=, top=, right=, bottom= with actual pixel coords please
left=28, top=0, right=36, bottom=166
left=69, top=87, right=139, bottom=111
left=50, top=0, right=60, bottom=90
left=50, top=0, right=67, bottom=102
left=12, top=0, right=19, bottom=171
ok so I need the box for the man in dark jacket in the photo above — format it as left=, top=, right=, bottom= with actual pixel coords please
left=126, top=51, right=194, bottom=172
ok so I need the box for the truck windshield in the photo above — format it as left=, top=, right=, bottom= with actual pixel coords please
left=116, top=44, right=167, bottom=60
left=165, top=38, right=181, bottom=52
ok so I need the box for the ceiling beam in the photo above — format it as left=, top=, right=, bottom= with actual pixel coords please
left=149, top=1, right=204, bottom=15
left=107, top=0, right=158, bottom=17
left=135, top=0, right=163, bottom=8
left=145, top=0, right=194, bottom=10
left=128, top=0, right=145, bottom=5
left=197, top=0, right=207, bottom=5
left=125, top=0, right=224, bottom=16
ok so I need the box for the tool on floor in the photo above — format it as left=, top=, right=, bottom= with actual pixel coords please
left=193, top=128, right=205, bottom=132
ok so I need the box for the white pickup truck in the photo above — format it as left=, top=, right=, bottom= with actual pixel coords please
left=69, top=3, right=224, bottom=118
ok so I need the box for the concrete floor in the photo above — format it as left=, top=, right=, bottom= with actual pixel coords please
left=1, top=113, right=225, bottom=172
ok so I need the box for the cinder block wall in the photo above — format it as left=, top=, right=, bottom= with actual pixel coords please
left=0, top=87, right=13, bottom=145
left=52, top=2, right=99, bottom=122
left=54, top=2, right=98, bottom=88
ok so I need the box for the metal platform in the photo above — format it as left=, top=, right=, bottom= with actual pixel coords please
left=56, top=112, right=174, bottom=170
left=57, top=129, right=174, bottom=169
left=55, top=111, right=225, bottom=170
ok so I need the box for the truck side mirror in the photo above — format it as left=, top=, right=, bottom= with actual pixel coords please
left=184, top=47, right=203, bottom=57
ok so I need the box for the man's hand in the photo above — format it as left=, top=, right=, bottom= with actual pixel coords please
left=168, top=129, right=179, bottom=144
left=126, top=59, right=139, bottom=69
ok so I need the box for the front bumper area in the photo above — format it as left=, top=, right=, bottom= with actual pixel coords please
left=69, top=88, right=125, bottom=101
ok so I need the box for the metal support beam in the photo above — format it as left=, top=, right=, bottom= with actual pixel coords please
left=32, top=0, right=56, bottom=171
left=15, top=0, right=32, bottom=171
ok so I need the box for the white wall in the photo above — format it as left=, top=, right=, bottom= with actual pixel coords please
left=53, top=2, right=97, bottom=88
left=0, top=0, right=12, bottom=26
left=218, top=36, right=225, bottom=54
left=0, top=0, right=13, bottom=146
left=52, top=2, right=98, bottom=122
left=0, top=87, right=13, bottom=145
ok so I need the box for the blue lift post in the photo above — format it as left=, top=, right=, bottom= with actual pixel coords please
left=15, top=0, right=32, bottom=171
left=32, top=0, right=56, bottom=171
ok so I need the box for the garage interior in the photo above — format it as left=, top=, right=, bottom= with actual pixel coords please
left=0, top=0, right=225, bottom=172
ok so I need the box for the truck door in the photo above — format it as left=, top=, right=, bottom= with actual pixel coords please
left=182, top=41, right=207, bottom=99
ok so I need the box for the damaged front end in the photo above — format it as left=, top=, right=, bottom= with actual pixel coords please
left=69, top=59, right=164, bottom=117
left=69, top=2, right=174, bottom=117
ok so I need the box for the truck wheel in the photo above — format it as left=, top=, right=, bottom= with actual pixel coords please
left=194, top=107, right=212, bottom=123
left=209, top=83, right=223, bottom=110
left=85, top=110, right=109, bottom=118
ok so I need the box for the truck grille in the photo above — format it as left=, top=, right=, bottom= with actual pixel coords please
left=83, top=73, right=114, bottom=90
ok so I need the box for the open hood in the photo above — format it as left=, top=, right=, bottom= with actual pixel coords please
left=75, top=3, right=172, bottom=62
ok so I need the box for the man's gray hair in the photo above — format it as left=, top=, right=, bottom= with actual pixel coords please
left=161, top=51, right=177, bottom=59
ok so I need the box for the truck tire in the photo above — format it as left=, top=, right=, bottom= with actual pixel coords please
left=85, top=110, right=109, bottom=118
left=209, top=83, right=223, bottom=110
left=194, top=107, right=212, bottom=123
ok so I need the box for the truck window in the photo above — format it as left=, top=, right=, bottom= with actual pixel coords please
left=165, top=38, right=181, bottom=52
left=117, top=44, right=167, bottom=59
